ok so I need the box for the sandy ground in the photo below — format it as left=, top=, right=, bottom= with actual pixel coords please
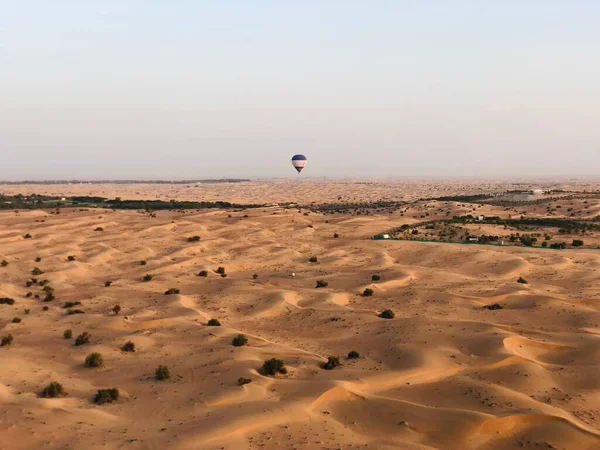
left=1, top=183, right=600, bottom=450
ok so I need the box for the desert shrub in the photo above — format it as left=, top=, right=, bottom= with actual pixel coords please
left=485, top=303, right=504, bottom=310
left=75, top=332, right=91, bottom=346
left=207, top=318, right=221, bottom=326
left=12, top=317, right=21, bottom=323
left=198, top=270, right=208, bottom=277
left=0, top=297, right=15, bottom=305
left=112, top=305, right=121, bottom=315
left=378, top=309, right=395, bottom=319
left=24, top=233, right=32, bottom=239
left=44, top=292, right=55, bottom=302
left=64, top=329, right=72, bottom=339
left=347, top=350, right=360, bottom=359
left=139, top=260, right=147, bottom=266
left=371, top=274, right=381, bottom=281
left=216, top=266, right=226, bottom=275
left=322, top=356, right=340, bottom=370
left=142, top=274, right=153, bottom=282
left=35, top=257, right=42, bottom=262
left=24, top=309, right=30, bottom=314
left=333, top=233, right=339, bottom=238
left=0, top=260, right=8, bottom=267
left=262, top=358, right=287, bottom=376
left=42, top=306, right=48, bottom=311
left=237, top=377, right=252, bottom=386
left=67, top=309, right=85, bottom=315
left=517, top=277, right=528, bottom=284
left=105, top=281, right=112, bottom=287
left=220, top=273, right=227, bottom=278
left=121, top=341, right=135, bottom=352
left=26, top=280, right=33, bottom=287
left=541, top=241, right=548, bottom=247
left=315, top=280, right=328, bottom=288
left=309, top=256, right=318, bottom=263
left=85, top=352, right=104, bottom=367
left=550, top=242, right=567, bottom=249
left=232, top=334, right=248, bottom=347
left=164, top=288, right=180, bottom=295
left=62, top=301, right=81, bottom=309
left=95, top=227, right=104, bottom=231
left=187, top=235, right=201, bottom=242
left=572, top=239, right=584, bottom=247
left=155, top=365, right=170, bottom=380
left=253, top=274, right=258, bottom=279
left=41, top=382, right=65, bottom=398
left=32, top=267, right=44, bottom=275
left=94, top=388, right=119, bottom=404
left=362, top=288, right=374, bottom=297
left=42, top=284, right=52, bottom=292
left=67, top=255, right=76, bottom=261
left=26, top=292, right=33, bottom=298
left=1, top=334, right=14, bottom=346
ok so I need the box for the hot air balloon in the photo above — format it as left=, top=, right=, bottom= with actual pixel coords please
left=291, top=154, right=307, bottom=174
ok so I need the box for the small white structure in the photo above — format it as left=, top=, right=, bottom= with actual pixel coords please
left=468, top=237, right=479, bottom=242
left=382, top=234, right=390, bottom=239
left=476, top=215, right=485, bottom=222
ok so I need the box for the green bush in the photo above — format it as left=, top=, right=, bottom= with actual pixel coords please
left=262, top=358, right=287, bottom=376
left=32, top=267, right=44, bottom=275
left=64, top=329, right=72, bottom=339
left=35, top=257, right=42, bottom=262
left=94, top=388, right=119, bottom=404
left=26, top=292, right=33, bottom=298
left=140, top=260, right=147, bottom=266
left=105, top=281, right=112, bottom=287
left=517, top=277, right=528, bottom=284
left=121, top=341, right=135, bottom=352
left=0, top=297, right=15, bottom=305
left=333, top=233, right=339, bottom=238
left=24, top=309, right=30, bottom=315
left=43, top=292, right=55, bottom=302
left=85, top=352, right=103, bottom=368
left=155, top=365, right=170, bottom=380
left=572, top=239, right=584, bottom=247
left=309, top=256, right=318, bottom=263
left=371, top=274, right=381, bottom=281
left=43, top=306, right=48, bottom=311
left=113, top=305, right=121, bottom=315
left=164, top=288, right=180, bottom=295
left=95, top=227, right=104, bottom=232
left=207, top=318, right=221, bottom=326
left=75, top=332, right=91, bottom=346
left=41, top=382, right=65, bottom=398
left=187, top=235, right=201, bottom=242
left=0, top=260, right=8, bottom=267
left=237, top=377, right=252, bottom=386
left=253, top=274, right=258, bottom=279
left=67, top=255, right=76, bottom=261
left=198, top=270, right=208, bottom=277
left=216, top=266, right=226, bottom=275
left=362, top=288, right=374, bottom=297
left=347, top=350, right=360, bottom=359
left=1, top=334, right=14, bottom=346
left=322, top=356, right=340, bottom=370
left=12, top=317, right=21, bottom=323
left=232, top=334, right=248, bottom=347
left=315, top=280, right=328, bottom=288
left=24, top=233, right=32, bottom=239
left=378, top=309, right=395, bottom=319
left=142, top=274, right=153, bottom=282
left=67, top=309, right=85, bottom=315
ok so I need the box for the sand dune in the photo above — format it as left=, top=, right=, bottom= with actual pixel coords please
left=1, top=182, right=600, bottom=449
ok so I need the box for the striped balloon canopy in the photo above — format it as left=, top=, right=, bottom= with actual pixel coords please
left=291, top=154, right=307, bottom=173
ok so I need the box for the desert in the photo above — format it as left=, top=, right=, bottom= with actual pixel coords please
left=1, top=179, right=600, bottom=450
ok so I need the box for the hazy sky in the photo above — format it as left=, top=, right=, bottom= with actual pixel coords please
left=1, top=1, right=599, bottom=179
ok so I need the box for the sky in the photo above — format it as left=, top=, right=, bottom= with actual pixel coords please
left=1, top=1, right=599, bottom=179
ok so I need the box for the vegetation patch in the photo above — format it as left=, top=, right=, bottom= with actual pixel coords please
left=41, top=382, right=65, bottom=398
left=94, top=388, right=119, bottom=405
left=261, top=358, right=287, bottom=376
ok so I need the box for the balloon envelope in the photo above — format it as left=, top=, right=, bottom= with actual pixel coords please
left=291, top=154, right=307, bottom=173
